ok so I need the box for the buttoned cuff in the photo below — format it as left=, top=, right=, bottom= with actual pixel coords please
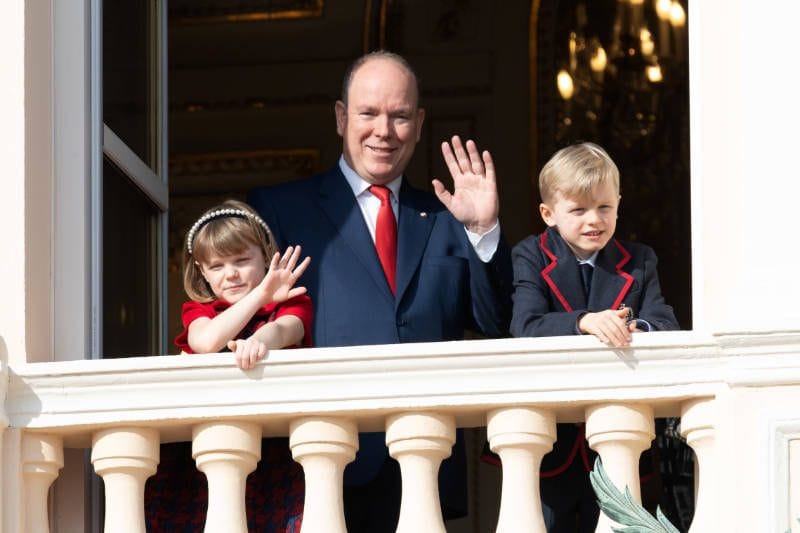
left=465, top=221, right=500, bottom=263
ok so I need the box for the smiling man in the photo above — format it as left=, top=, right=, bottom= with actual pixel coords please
left=248, top=51, right=513, bottom=532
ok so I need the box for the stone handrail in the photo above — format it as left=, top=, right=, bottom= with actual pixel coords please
left=3, top=329, right=800, bottom=532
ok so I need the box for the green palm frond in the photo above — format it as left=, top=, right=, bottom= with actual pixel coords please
left=589, top=457, right=680, bottom=533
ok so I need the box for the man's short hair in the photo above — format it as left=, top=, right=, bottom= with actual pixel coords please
left=539, top=142, right=620, bottom=203
left=340, top=50, right=421, bottom=105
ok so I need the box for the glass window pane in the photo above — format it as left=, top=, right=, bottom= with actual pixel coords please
left=104, top=2, right=154, bottom=168
left=103, top=157, right=159, bottom=357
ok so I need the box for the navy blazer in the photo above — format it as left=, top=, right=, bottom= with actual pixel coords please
left=248, top=166, right=513, bottom=515
left=249, top=166, right=512, bottom=346
left=511, top=227, right=679, bottom=338
left=510, top=227, right=679, bottom=475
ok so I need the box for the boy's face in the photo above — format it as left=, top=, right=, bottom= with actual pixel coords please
left=539, top=181, right=620, bottom=260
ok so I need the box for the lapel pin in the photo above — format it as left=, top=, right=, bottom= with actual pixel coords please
left=419, top=212, right=427, bottom=218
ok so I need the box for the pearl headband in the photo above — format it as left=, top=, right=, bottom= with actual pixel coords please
left=186, top=208, right=271, bottom=255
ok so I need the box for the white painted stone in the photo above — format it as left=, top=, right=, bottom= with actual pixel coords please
left=386, top=412, right=455, bottom=533
left=586, top=403, right=654, bottom=532
left=290, top=417, right=357, bottom=533
left=192, top=422, right=260, bottom=533
left=487, top=407, right=556, bottom=533
left=22, top=433, right=63, bottom=533
left=681, top=397, right=716, bottom=532
left=91, top=427, right=159, bottom=533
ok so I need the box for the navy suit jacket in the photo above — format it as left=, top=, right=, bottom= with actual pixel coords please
left=511, top=227, right=678, bottom=338
left=248, top=166, right=513, bottom=515
left=510, top=227, right=679, bottom=474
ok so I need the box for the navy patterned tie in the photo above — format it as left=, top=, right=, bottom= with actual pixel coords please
left=580, top=263, right=594, bottom=298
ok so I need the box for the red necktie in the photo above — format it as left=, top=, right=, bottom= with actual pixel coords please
left=369, top=185, right=397, bottom=295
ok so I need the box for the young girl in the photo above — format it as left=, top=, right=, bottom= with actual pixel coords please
left=146, top=199, right=311, bottom=532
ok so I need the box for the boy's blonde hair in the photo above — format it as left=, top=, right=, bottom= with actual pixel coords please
left=538, top=142, right=620, bottom=204
left=183, top=199, right=277, bottom=303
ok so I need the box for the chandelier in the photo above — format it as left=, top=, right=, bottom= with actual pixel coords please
left=554, top=0, right=687, bottom=145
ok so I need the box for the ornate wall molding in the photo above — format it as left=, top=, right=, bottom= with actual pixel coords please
left=169, top=148, right=319, bottom=180
left=170, top=0, right=324, bottom=25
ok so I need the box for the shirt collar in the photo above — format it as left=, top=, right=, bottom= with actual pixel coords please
left=577, top=251, right=599, bottom=267
left=338, top=155, right=402, bottom=200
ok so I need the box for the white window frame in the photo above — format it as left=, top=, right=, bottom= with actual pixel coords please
left=54, top=0, right=169, bottom=362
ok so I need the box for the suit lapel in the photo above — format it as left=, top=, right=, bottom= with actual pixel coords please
left=316, top=170, right=395, bottom=304
left=589, top=239, right=634, bottom=310
left=539, top=230, right=635, bottom=312
left=395, top=182, right=434, bottom=305
left=538, top=229, right=586, bottom=312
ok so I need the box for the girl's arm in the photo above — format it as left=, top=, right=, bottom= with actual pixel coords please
left=187, top=246, right=310, bottom=354
left=186, top=288, right=270, bottom=354
left=227, top=315, right=305, bottom=370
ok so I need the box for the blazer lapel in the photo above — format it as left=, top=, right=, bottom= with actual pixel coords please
left=538, top=229, right=587, bottom=312
left=316, top=170, right=395, bottom=304
left=589, top=239, right=634, bottom=310
left=395, top=182, right=434, bottom=305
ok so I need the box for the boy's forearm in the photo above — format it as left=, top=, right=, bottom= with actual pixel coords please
left=636, top=254, right=680, bottom=331
left=511, top=308, right=586, bottom=337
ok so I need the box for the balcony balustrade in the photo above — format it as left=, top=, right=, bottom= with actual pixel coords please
left=2, top=330, right=800, bottom=532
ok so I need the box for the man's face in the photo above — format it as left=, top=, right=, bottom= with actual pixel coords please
left=335, top=58, right=425, bottom=185
left=539, top=181, right=620, bottom=260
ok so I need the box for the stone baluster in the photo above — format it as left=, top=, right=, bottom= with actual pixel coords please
left=585, top=403, right=654, bottom=532
left=386, top=412, right=455, bottom=533
left=192, top=422, right=261, bottom=533
left=0, top=407, right=7, bottom=529
left=22, top=433, right=64, bottom=533
left=681, top=397, right=716, bottom=532
left=91, top=427, right=159, bottom=533
left=487, top=407, right=556, bottom=533
left=289, top=417, right=357, bottom=533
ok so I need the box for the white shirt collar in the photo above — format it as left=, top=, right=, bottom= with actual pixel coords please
left=338, top=155, right=402, bottom=200
left=577, top=251, right=599, bottom=267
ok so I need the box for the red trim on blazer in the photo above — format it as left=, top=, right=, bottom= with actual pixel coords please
left=540, top=425, right=584, bottom=478
left=611, top=240, right=635, bottom=310
left=538, top=233, right=574, bottom=312
left=480, top=451, right=502, bottom=467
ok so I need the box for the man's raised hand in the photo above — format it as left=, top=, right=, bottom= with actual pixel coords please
left=434, top=135, right=499, bottom=234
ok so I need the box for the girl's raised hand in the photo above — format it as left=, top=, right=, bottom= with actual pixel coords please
left=259, top=245, right=311, bottom=304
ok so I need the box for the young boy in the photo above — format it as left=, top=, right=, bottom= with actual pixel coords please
left=511, top=142, right=679, bottom=531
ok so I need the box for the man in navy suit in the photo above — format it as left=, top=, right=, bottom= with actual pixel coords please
left=248, top=51, right=512, bottom=532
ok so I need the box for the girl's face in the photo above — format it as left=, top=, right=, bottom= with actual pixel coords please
left=199, top=243, right=266, bottom=304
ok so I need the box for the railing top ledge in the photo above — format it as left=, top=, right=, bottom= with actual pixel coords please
left=4, top=330, right=800, bottom=446
left=13, top=330, right=720, bottom=374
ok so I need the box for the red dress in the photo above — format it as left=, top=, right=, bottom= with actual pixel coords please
left=146, top=295, right=313, bottom=533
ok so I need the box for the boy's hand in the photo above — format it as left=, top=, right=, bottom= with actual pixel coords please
left=259, top=245, right=310, bottom=304
left=578, top=307, right=636, bottom=347
left=228, top=338, right=267, bottom=370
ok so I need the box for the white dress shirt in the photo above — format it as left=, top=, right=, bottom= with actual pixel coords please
left=338, top=156, right=500, bottom=262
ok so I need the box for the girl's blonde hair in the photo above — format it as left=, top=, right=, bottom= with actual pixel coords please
left=183, top=199, right=277, bottom=302
left=539, top=142, right=620, bottom=204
